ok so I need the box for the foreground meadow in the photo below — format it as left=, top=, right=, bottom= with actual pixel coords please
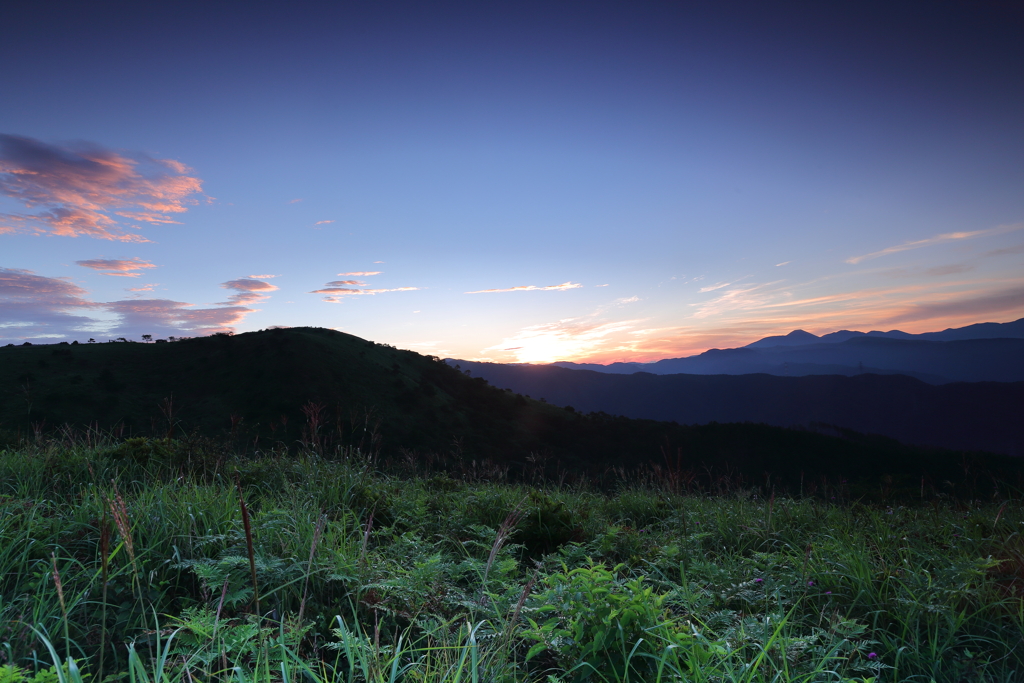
left=1, top=436, right=1021, bottom=682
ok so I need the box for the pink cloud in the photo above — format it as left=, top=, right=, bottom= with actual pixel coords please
left=104, top=299, right=252, bottom=337
left=321, top=279, right=366, bottom=286
left=337, top=271, right=381, bottom=276
left=247, top=274, right=277, bottom=279
left=0, top=266, right=264, bottom=342
left=76, top=257, right=157, bottom=277
left=466, top=281, right=583, bottom=294
left=0, top=134, right=203, bottom=241
left=314, top=220, right=334, bottom=226
left=126, top=283, right=158, bottom=292
left=219, top=278, right=279, bottom=306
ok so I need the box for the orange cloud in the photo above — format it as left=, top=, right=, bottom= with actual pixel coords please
left=76, top=257, right=158, bottom=277
left=0, top=134, right=203, bottom=241
left=466, top=281, right=582, bottom=294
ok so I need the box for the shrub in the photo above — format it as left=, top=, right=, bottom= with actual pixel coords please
left=525, top=561, right=700, bottom=682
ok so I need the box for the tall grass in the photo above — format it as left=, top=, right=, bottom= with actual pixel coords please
left=0, top=434, right=1021, bottom=681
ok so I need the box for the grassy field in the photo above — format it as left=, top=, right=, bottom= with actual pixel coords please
left=1, top=434, right=1022, bottom=683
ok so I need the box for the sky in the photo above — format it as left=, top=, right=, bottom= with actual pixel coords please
left=2, top=1, right=1023, bottom=363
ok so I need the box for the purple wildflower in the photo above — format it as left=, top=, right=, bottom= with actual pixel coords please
left=867, top=652, right=878, bottom=660
left=754, top=578, right=763, bottom=583
left=807, top=580, right=814, bottom=586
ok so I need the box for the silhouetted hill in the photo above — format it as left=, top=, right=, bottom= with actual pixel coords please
left=453, top=360, right=1024, bottom=456
left=3, top=327, right=1021, bottom=495
left=553, top=336, right=1024, bottom=383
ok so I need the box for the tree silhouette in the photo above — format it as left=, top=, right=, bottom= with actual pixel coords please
left=142, top=334, right=152, bottom=343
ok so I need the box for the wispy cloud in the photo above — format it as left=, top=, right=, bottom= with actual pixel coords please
left=316, top=287, right=419, bottom=302
left=0, top=134, right=203, bottom=241
left=698, top=281, right=734, bottom=293
left=311, top=275, right=419, bottom=302
left=288, top=198, right=304, bottom=204
left=126, top=283, right=157, bottom=292
left=877, top=284, right=1024, bottom=326
left=846, top=223, right=1024, bottom=264
left=466, top=281, right=582, bottom=294
left=247, top=274, right=278, bottom=279
left=314, top=220, right=334, bottom=226
left=691, top=281, right=784, bottom=318
left=922, top=263, right=974, bottom=277
left=337, top=271, right=381, bottom=276
left=76, top=257, right=157, bottom=277
left=983, top=243, right=1024, bottom=258
left=220, top=278, right=279, bottom=306
left=776, top=261, right=791, bottom=267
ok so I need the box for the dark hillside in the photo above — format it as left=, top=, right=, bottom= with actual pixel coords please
left=2, top=328, right=1021, bottom=494
left=0, top=328, right=549, bottom=460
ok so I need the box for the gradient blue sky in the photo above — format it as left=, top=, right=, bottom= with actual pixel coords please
left=2, top=1, right=1023, bottom=362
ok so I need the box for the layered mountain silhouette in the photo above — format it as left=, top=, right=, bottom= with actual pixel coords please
left=451, top=361, right=1024, bottom=456
left=551, top=317, right=1024, bottom=383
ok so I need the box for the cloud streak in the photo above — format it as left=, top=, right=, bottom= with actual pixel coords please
left=310, top=275, right=419, bottom=302
left=76, top=257, right=157, bottom=277
left=466, top=281, right=582, bottom=294
left=846, top=223, right=1024, bottom=264
left=0, top=134, right=203, bottom=241
left=337, top=271, right=381, bottom=276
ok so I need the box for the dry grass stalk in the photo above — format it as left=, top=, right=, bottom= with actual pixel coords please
left=298, top=513, right=328, bottom=625
left=234, top=473, right=260, bottom=614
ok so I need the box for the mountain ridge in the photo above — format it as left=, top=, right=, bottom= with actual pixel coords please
left=549, top=318, right=1024, bottom=383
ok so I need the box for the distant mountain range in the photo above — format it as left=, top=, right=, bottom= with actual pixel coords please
left=550, top=317, right=1024, bottom=383
left=450, top=362, right=1024, bottom=456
